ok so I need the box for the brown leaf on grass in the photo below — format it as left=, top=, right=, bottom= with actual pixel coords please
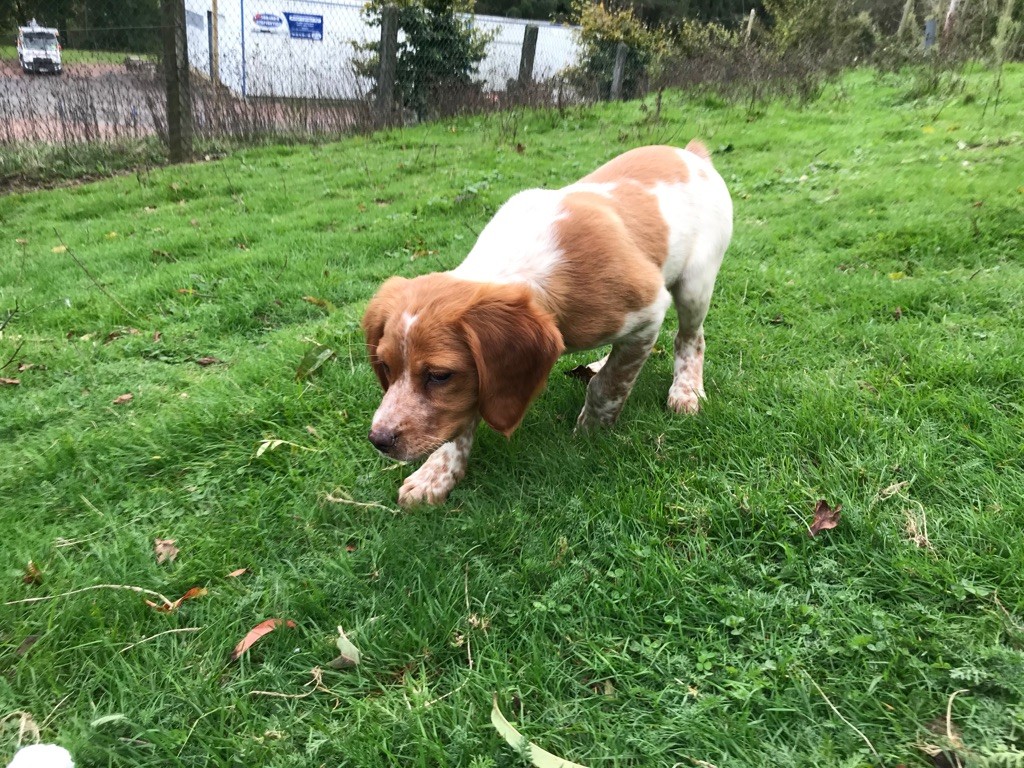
left=301, top=296, right=337, bottom=312
left=565, top=364, right=597, bottom=383
left=145, top=586, right=207, bottom=613
left=195, top=356, right=223, bottom=367
left=231, top=618, right=297, bottom=661
left=17, top=363, right=36, bottom=372
left=23, top=560, right=42, bottom=585
left=0, top=377, right=20, bottom=386
left=112, top=393, right=134, bottom=405
left=153, top=331, right=162, bottom=342
left=104, top=328, right=140, bottom=344
left=16, top=634, right=40, bottom=656
left=919, top=708, right=970, bottom=768
left=808, top=500, right=843, bottom=537
left=226, top=568, right=248, bottom=578
left=154, top=538, right=179, bottom=564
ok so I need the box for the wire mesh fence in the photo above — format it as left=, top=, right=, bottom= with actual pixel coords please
left=0, top=0, right=591, bottom=160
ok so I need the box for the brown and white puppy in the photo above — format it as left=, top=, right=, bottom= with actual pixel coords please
left=362, top=143, right=733, bottom=507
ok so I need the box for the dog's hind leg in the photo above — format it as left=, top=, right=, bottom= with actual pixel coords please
left=667, top=239, right=724, bottom=415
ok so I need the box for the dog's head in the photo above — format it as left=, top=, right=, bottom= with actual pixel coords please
left=362, top=274, right=563, bottom=461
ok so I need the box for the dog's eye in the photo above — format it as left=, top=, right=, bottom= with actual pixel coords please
left=426, top=371, right=452, bottom=385
left=380, top=362, right=391, bottom=379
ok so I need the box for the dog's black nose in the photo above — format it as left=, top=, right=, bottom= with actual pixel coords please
left=368, top=427, right=398, bottom=454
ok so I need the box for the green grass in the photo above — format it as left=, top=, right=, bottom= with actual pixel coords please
left=2, top=65, right=1023, bottom=767
left=1, top=45, right=150, bottom=65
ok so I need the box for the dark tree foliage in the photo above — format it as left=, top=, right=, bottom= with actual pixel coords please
left=1, top=0, right=160, bottom=53
left=474, top=0, right=573, bottom=23
left=473, top=0, right=763, bottom=27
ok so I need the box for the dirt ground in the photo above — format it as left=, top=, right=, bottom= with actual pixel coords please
left=0, top=56, right=162, bottom=143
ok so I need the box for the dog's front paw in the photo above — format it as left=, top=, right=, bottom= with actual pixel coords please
left=397, top=463, right=455, bottom=508
left=667, top=385, right=703, bottom=415
left=574, top=404, right=618, bottom=434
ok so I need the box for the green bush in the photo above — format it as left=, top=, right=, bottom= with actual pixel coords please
left=566, top=0, right=671, bottom=100
left=357, top=0, right=491, bottom=120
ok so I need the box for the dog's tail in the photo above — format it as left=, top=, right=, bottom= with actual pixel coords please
left=685, top=139, right=711, bottom=161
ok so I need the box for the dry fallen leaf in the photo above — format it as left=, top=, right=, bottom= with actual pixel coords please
left=105, top=328, right=140, bottom=344
left=195, top=356, right=223, bottom=367
left=226, top=568, right=248, bottom=578
left=51, top=244, right=67, bottom=254
left=808, top=499, right=843, bottom=538
left=154, top=538, right=179, bottom=564
left=16, top=634, right=40, bottom=656
left=145, top=586, right=207, bottom=613
left=231, top=618, right=297, bottom=661
left=301, top=296, right=337, bottom=312
left=0, top=377, right=20, bottom=386
left=23, top=560, right=42, bottom=585
left=565, top=364, right=598, bottom=383
left=112, top=393, right=134, bottom=405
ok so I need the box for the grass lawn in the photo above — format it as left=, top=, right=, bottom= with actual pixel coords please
left=0, top=45, right=149, bottom=66
left=2, top=65, right=1023, bottom=767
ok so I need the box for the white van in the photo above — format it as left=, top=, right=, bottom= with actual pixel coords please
left=17, top=19, right=63, bottom=74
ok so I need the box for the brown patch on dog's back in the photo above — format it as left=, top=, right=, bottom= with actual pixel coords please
left=544, top=191, right=666, bottom=351
left=582, top=145, right=691, bottom=187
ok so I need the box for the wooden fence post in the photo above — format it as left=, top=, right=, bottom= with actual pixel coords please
left=161, top=0, right=193, bottom=162
left=210, top=0, right=220, bottom=84
left=610, top=42, right=628, bottom=101
left=518, top=24, right=538, bottom=88
left=377, top=5, right=399, bottom=125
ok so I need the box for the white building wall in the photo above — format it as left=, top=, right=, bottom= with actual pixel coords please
left=184, top=0, right=580, bottom=99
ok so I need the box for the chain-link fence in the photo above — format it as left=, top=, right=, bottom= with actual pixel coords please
left=0, top=0, right=590, bottom=164
left=1, top=6, right=164, bottom=147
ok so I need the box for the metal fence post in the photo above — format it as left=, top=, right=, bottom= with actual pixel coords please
left=161, top=0, right=193, bottom=162
left=518, top=24, right=538, bottom=88
left=377, top=5, right=399, bottom=125
left=610, top=42, right=628, bottom=101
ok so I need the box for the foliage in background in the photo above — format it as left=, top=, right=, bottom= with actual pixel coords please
left=567, top=0, right=671, bottom=99
left=763, top=0, right=880, bottom=62
left=357, top=0, right=491, bottom=120
left=0, top=0, right=160, bottom=53
left=473, top=0, right=763, bottom=26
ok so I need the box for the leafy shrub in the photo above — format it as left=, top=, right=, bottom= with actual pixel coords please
left=356, top=0, right=491, bottom=120
left=566, top=0, right=671, bottom=100
left=762, top=0, right=880, bottom=64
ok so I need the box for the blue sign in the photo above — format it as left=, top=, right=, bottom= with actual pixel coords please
left=253, top=12, right=284, bottom=30
left=285, top=12, right=323, bottom=41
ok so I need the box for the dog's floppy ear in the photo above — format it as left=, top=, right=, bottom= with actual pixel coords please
left=461, top=284, right=564, bottom=436
left=361, top=277, right=409, bottom=391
